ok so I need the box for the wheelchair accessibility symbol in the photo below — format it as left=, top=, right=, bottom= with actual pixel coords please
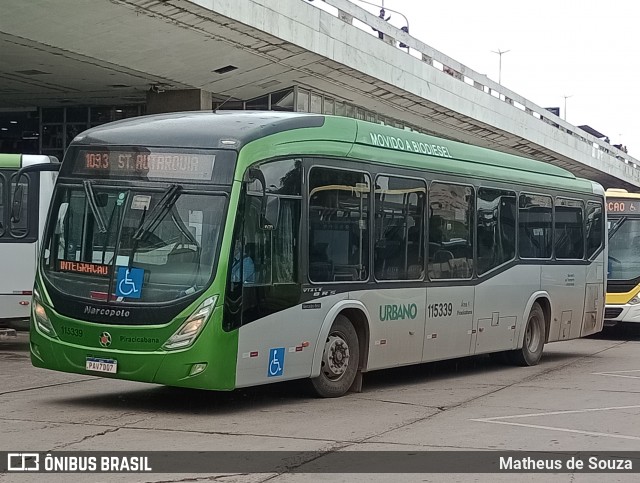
left=268, top=347, right=285, bottom=377
left=115, top=266, right=144, bottom=299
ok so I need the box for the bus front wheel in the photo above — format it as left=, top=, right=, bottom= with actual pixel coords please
left=508, top=302, right=546, bottom=366
left=311, top=315, right=359, bottom=398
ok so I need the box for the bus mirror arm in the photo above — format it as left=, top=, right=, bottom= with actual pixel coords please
left=245, top=168, right=278, bottom=230
left=10, top=185, right=23, bottom=223
left=12, top=163, right=60, bottom=193
left=10, top=164, right=59, bottom=223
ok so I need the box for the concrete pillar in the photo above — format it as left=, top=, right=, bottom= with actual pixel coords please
left=146, top=88, right=212, bottom=114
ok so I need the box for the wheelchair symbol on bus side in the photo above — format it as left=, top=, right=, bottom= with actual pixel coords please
left=115, top=267, right=144, bottom=299
left=268, top=347, right=285, bottom=377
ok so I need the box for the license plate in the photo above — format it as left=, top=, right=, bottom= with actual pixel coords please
left=85, top=357, right=117, bottom=374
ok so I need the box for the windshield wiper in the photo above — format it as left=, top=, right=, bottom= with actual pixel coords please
left=83, top=180, right=107, bottom=233
left=608, top=216, right=626, bottom=239
left=132, top=184, right=182, bottom=241
left=101, top=196, right=125, bottom=264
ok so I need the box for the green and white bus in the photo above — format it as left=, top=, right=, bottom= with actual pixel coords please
left=30, top=112, right=605, bottom=397
left=0, top=153, right=58, bottom=331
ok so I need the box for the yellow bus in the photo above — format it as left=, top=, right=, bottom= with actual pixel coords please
left=605, top=189, right=640, bottom=325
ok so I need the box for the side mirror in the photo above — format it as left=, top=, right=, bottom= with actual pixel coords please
left=261, top=195, right=280, bottom=230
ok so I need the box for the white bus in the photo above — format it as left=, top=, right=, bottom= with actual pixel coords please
left=0, top=154, right=58, bottom=331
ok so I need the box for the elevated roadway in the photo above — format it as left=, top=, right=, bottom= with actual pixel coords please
left=1, top=0, right=637, bottom=189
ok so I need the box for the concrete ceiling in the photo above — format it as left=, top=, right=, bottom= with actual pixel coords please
left=0, top=0, right=632, bottom=189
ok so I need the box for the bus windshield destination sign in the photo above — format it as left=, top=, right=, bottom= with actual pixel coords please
left=77, top=150, right=215, bottom=181
left=606, top=198, right=640, bottom=215
left=58, top=260, right=111, bottom=277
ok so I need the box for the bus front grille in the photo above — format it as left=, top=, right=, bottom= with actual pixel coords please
left=604, top=308, right=623, bottom=319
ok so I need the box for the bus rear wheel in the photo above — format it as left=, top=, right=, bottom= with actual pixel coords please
left=508, top=302, right=545, bottom=366
left=311, top=315, right=359, bottom=398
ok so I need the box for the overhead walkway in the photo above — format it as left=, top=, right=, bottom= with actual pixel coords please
left=264, top=0, right=640, bottom=190
left=1, top=0, right=637, bottom=189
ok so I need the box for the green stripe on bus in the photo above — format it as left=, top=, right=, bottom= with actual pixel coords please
left=0, top=153, right=21, bottom=168
left=239, top=116, right=593, bottom=195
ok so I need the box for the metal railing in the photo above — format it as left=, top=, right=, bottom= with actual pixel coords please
left=309, top=0, right=639, bottom=176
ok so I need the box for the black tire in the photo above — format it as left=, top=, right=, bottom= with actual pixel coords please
left=508, top=302, right=546, bottom=366
left=311, top=315, right=360, bottom=398
left=7, top=319, right=29, bottom=332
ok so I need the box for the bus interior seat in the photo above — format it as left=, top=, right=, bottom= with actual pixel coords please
left=407, top=264, right=423, bottom=279
left=384, top=266, right=400, bottom=279
left=428, top=262, right=450, bottom=279
left=433, top=250, right=454, bottom=263
left=448, top=258, right=470, bottom=278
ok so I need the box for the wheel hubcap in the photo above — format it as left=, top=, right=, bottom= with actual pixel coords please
left=525, top=318, right=540, bottom=351
left=322, top=334, right=350, bottom=380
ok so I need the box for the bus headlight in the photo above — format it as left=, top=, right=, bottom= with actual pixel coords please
left=629, top=296, right=640, bottom=305
left=32, top=291, right=57, bottom=338
left=163, top=296, right=217, bottom=350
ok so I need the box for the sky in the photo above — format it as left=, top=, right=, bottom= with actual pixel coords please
left=315, top=0, right=640, bottom=157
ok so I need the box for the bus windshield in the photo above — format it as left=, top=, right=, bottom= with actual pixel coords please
left=42, top=184, right=227, bottom=303
left=608, top=216, right=640, bottom=280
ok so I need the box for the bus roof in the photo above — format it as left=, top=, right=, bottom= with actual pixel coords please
left=71, top=111, right=325, bottom=149
left=0, top=154, right=59, bottom=169
left=606, top=188, right=640, bottom=199
left=69, top=111, right=597, bottom=193
left=0, top=153, right=22, bottom=168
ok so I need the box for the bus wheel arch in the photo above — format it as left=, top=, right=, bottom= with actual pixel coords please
left=535, top=297, right=552, bottom=344
left=310, top=306, right=370, bottom=398
left=508, top=300, right=547, bottom=366
left=341, top=307, right=370, bottom=372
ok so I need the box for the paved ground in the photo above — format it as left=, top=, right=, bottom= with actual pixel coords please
left=1, top=326, right=640, bottom=482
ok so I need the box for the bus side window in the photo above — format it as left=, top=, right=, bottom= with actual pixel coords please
left=476, top=188, right=516, bottom=275
left=555, top=199, right=584, bottom=260
left=428, top=182, right=473, bottom=279
left=374, top=175, right=425, bottom=281
left=519, top=194, right=552, bottom=259
left=308, top=167, right=370, bottom=283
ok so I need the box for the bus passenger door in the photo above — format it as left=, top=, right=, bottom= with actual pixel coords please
left=423, top=286, right=474, bottom=362
left=423, top=182, right=475, bottom=362
left=544, top=200, right=589, bottom=341
left=581, top=201, right=605, bottom=336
